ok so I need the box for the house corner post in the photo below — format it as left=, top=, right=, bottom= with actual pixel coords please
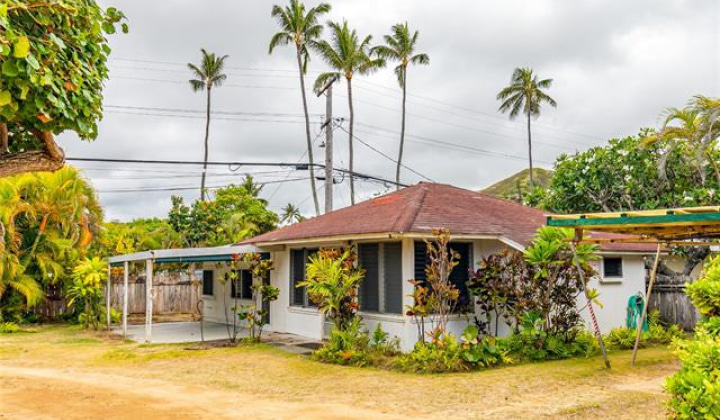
left=106, top=264, right=112, bottom=332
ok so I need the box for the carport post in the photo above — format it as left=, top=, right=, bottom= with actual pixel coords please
left=631, top=243, right=662, bottom=366
left=106, top=264, right=112, bottom=331
left=122, top=261, right=129, bottom=337
left=145, top=258, right=154, bottom=343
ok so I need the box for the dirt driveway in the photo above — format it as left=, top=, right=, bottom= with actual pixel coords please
left=0, top=326, right=679, bottom=419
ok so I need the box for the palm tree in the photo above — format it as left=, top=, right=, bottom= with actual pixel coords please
left=497, top=68, right=557, bottom=188
left=313, top=21, right=385, bottom=204
left=188, top=49, right=229, bottom=201
left=240, top=174, right=263, bottom=197
left=269, top=0, right=331, bottom=216
left=372, top=23, right=429, bottom=189
left=280, top=203, right=305, bottom=225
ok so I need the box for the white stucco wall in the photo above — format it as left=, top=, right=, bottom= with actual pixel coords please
left=202, top=238, right=654, bottom=349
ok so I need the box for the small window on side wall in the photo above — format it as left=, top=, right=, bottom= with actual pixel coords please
left=202, top=270, right=214, bottom=296
left=603, top=257, right=623, bottom=278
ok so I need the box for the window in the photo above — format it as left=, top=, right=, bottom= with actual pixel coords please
left=603, top=257, right=623, bottom=278
left=230, top=270, right=253, bottom=299
left=414, top=241, right=472, bottom=309
left=357, top=242, right=403, bottom=314
left=290, top=248, right=318, bottom=307
left=202, top=270, right=214, bottom=296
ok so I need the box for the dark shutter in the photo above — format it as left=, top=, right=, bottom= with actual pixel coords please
left=384, top=242, right=403, bottom=314
left=202, top=270, right=214, bottom=295
left=358, top=244, right=380, bottom=312
left=449, top=243, right=471, bottom=308
left=291, top=250, right=305, bottom=306
left=414, top=241, right=428, bottom=283
left=603, top=258, right=623, bottom=277
left=241, top=270, right=253, bottom=298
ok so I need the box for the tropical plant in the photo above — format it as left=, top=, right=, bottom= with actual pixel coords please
left=280, top=203, right=305, bottom=225
left=371, top=23, right=429, bottom=188
left=312, top=317, right=370, bottom=366
left=459, top=325, right=512, bottom=368
left=642, top=96, right=720, bottom=186
left=238, top=253, right=279, bottom=342
left=505, top=314, right=598, bottom=361
left=269, top=0, right=331, bottom=215
left=188, top=49, right=229, bottom=200
left=100, top=219, right=184, bottom=257
left=299, top=247, right=363, bottom=331
left=313, top=21, right=385, bottom=204
left=396, top=333, right=467, bottom=373
left=0, top=166, right=102, bottom=316
left=66, top=257, right=107, bottom=330
left=0, top=1, right=126, bottom=177
left=405, top=279, right=435, bottom=344
left=422, top=228, right=461, bottom=339
left=497, top=68, right=557, bottom=188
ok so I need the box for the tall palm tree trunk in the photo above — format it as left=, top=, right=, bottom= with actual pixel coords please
left=396, top=68, right=407, bottom=190
left=526, top=110, right=534, bottom=188
left=201, top=86, right=212, bottom=201
left=347, top=78, right=356, bottom=205
left=296, top=49, right=321, bottom=215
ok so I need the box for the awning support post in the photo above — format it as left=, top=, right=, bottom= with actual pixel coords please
left=570, top=233, right=611, bottom=369
left=145, top=258, right=154, bottom=343
left=631, top=242, right=662, bottom=366
left=122, top=261, right=129, bottom=337
left=106, top=264, right=112, bottom=332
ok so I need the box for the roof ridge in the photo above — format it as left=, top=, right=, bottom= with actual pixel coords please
left=391, top=184, right=428, bottom=233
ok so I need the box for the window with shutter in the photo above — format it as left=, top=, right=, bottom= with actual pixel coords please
left=202, top=270, right=214, bottom=296
left=383, top=242, right=403, bottom=314
left=358, top=244, right=380, bottom=312
left=413, top=240, right=471, bottom=309
left=290, top=248, right=319, bottom=307
left=230, top=270, right=254, bottom=299
left=603, top=257, right=623, bottom=278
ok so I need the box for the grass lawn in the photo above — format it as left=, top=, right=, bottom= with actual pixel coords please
left=0, top=325, right=678, bottom=419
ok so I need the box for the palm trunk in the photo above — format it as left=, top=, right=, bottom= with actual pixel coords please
left=296, top=49, right=320, bottom=215
left=347, top=78, right=356, bottom=205
left=396, top=68, right=407, bottom=190
left=527, top=111, right=534, bottom=188
left=201, top=86, right=212, bottom=201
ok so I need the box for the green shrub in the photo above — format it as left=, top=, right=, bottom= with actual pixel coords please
left=605, top=310, right=683, bottom=350
left=459, top=325, right=512, bottom=368
left=666, top=331, right=720, bottom=419
left=312, top=318, right=370, bottom=366
left=396, top=334, right=467, bottom=373
left=506, top=312, right=598, bottom=361
left=369, top=323, right=400, bottom=355
left=686, top=256, right=720, bottom=318
left=0, top=322, right=21, bottom=334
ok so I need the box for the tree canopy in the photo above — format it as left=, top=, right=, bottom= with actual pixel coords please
left=0, top=1, right=126, bottom=177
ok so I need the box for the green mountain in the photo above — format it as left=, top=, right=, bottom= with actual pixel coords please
left=481, top=168, right=554, bottom=201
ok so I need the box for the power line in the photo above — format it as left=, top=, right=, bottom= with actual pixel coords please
left=335, top=125, right=434, bottom=182
left=111, top=75, right=298, bottom=91
left=97, top=177, right=310, bottom=193
left=105, top=105, right=321, bottom=119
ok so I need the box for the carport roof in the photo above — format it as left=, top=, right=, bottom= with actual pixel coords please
left=108, top=244, right=265, bottom=266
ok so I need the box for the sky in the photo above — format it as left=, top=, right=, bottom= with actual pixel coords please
left=59, top=0, right=720, bottom=222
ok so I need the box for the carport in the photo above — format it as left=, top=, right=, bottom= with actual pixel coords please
left=548, top=206, right=720, bottom=366
left=106, top=244, right=267, bottom=343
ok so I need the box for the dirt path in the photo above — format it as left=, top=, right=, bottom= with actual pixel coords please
left=0, top=365, right=408, bottom=420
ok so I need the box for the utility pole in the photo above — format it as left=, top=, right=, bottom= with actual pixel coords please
left=317, top=77, right=337, bottom=214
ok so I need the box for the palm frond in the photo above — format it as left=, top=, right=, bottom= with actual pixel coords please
left=314, top=72, right=342, bottom=94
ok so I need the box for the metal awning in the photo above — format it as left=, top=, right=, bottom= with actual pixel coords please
left=547, top=206, right=720, bottom=242
left=108, top=244, right=267, bottom=266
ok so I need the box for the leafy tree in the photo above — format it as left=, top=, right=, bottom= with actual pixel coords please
left=280, top=203, right=305, bottom=225
left=0, top=166, right=102, bottom=311
left=188, top=49, right=229, bottom=200
left=99, top=218, right=184, bottom=257
left=497, top=68, right=557, bottom=188
left=372, top=23, right=429, bottom=189
left=168, top=183, right=279, bottom=247
left=269, top=0, right=331, bottom=215
left=642, top=95, right=720, bottom=186
left=313, top=21, right=385, bottom=205
left=0, top=1, right=126, bottom=177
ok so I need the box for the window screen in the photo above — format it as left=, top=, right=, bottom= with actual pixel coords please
left=414, top=240, right=471, bottom=308
left=230, top=270, right=253, bottom=299
left=383, top=242, right=403, bottom=314
left=358, top=244, right=380, bottom=312
left=290, top=249, right=318, bottom=306
left=603, top=257, right=623, bottom=278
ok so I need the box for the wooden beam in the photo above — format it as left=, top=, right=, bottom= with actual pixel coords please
left=631, top=243, right=662, bottom=366
left=145, top=258, right=153, bottom=343
left=122, top=261, right=129, bottom=337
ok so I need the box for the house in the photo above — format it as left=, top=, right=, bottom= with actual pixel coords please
left=197, top=182, right=658, bottom=351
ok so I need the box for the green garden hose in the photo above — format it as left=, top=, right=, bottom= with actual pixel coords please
left=626, top=294, right=648, bottom=332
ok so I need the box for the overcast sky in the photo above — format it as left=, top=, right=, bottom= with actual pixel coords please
left=59, top=0, right=720, bottom=222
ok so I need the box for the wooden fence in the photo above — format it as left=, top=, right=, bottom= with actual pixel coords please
left=36, top=271, right=200, bottom=319
left=648, top=273, right=699, bottom=330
